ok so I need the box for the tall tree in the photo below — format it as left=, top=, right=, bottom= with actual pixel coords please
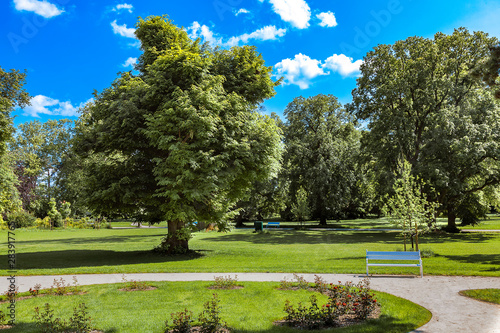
left=283, top=94, right=360, bottom=225
left=0, top=67, right=30, bottom=220
left=350, top=28, right=500, bottom=231
left=10, top=119, right=73, bottom=214
left=74, top=15, right=282, bottom=253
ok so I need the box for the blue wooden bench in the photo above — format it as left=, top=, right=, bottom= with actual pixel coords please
left=266, top=222, right=280, bottom=228
left=366, top=250, right=423, bottom=277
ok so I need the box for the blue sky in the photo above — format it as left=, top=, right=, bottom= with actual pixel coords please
left=1, top=0, right=500, bottom=125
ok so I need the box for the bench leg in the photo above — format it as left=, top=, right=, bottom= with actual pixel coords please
left=420, top=265, right=423, bottom=278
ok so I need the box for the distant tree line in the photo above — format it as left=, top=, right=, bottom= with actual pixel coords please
left=1, top=20, right=499, bottom=252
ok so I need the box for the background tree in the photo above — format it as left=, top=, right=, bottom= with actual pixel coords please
left=74, top=15, right=282, bottom=253
left=0, top=67, right=30, bottom=222
left=10, top=119, right=73, bottom=216
left=350, top=28, right=500, bottom=232
left=283, top=94, right=360, bottom=225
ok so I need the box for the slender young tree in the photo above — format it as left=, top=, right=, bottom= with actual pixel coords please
left=383, top=159, right=438, bottom=251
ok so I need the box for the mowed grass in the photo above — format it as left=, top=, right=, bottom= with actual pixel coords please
left=459, top=289, right=500, bottom=305
left=1, top=227, right=499, bottom=276
left=0, top=281, right=431, bottom=333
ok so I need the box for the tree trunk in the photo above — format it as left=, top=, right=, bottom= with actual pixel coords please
left=235, top=214, right=244, bottom=228
left=160, top=220, right=189, bottom=254
left=319, top=215, right=327, bottom=225
left=445, top=209, right=461, bottom=233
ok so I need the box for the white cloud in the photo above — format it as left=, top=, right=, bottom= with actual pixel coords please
left=111, top=20, right=136, bottom=39
left=235, top=8, right=249, bottom=16
left=122, top=57, right=137, bottom=68
left=187, top=21, right=224, bottom=46
left=188, top=22, right=286, bottom=47
left=23, top=95, right=90, bottom=117
left=13, top=0, right=64, bottom=18
left=323, top=54, right=363, bottom=76
left=112, top=3, right=133, bottom=13
left=267, top=0, right=311, bottom=29
left=228, top=26, right=287, bottom=46
left=275, top=53, right=363, bottom=89
left=275, top=53, right=326, bottom=89
left=317, top=11, right=337, bottom=27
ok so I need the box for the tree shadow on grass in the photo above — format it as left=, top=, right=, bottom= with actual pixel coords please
left=0, top=249, right=207, bottom=270
left=439, top=254, right=500, bottom=271
left=202, top=231, right=404, bottom=245
left=235, top=314, right=418, bottom=332
left=13, top=233, right=167, bottom=246
left=202, top=230, right=498, bottom=246
left=5, top=322, right=118, bottom=333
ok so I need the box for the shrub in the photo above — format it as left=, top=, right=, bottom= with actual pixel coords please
left=47, top=198, right=62, bottom=228
left=35, top=217, right=51, bottom=229
left=211, top=275, right=239, bottom=289
left=33, top=302, right=94, bottom=333
left=49, top=277, right=81, bottom=295
left=33, top=303, right=66, bottom=332
left=5, top=210, right=36, bottom=228
left=198, top=293, right=227, bottom=333
left=165, top=309, right=194, bottom=333
left=293, top=273, right=310, bottom=289
left=29, top=283, right=41, bottom=296
left=120, top=275, right=153, bottom=291
left=60, top=201, right=71, bottom=219
left=282, top=279, right=377, bottom=329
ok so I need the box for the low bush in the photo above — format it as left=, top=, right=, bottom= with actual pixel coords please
left=210, top=275, right=239, bottom=289
left=283, top=279, right=377, bottom=329
left=5, top=210, right=36, bottom=228
left=165, top=309, right=194, bottom=333
left=198, top=293, right=228, bottom=333
left=33, top=302, right=94, bottom=333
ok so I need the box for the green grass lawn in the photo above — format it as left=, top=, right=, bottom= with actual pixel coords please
left=459, top=289, right=500, bottom=305
left=0, top=281, right=431, bottom=333
left=1, top=227, right=499, bottom=276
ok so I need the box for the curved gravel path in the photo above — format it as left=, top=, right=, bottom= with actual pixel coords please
left=4, top=273, right=499, bottom=332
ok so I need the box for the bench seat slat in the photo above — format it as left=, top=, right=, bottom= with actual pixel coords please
left=366, top=250, right=423, bottom=277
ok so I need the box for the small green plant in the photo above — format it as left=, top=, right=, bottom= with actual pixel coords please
left=211, top=275, right=239, bottom=289
left=279, top=278, right=294, bottom=290
left=198, top=293, right=227, bottom=333
left=313, top=275, right=328, bottom=293
left=121, top=275, right=153, bottom=291
left=50, top=278, right=70, bottom=295
left=60, top=201, right=71, bottom=219
left=3, top=286, right=18, bottom=301
left=33, top=303, right=66, bottom=332
left=293, top=273, right=310, bottom=289
left=165, top=308, right=194, bottom=333
left=29, top=283, right=42, bottom=296
left=420, top=248, right=435, bottom=258
left=68, top=303, right=93, bottom=333
left=0, top=310, right=6, bottom=324
left=47, top=198, right=63, bottom=228
left=33, top=302, right=94, bottom=333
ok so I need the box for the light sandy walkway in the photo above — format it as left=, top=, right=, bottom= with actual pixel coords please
left=3, top=273, right=499, bottom=332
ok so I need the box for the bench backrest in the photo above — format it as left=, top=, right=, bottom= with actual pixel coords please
left=366, top=250, right=421, bottom=260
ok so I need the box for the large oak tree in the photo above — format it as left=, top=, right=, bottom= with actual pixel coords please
left=350, top=28, right=500, bottom=231
left=74, top=16, right=281, bottom=253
